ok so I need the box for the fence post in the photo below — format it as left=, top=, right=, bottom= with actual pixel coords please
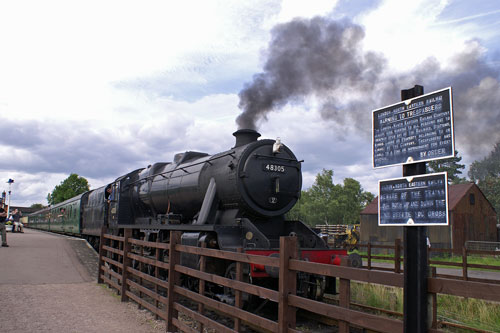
left=166, top=231, right=182, bottom=332
left=278, top=236, right=297, bottom=333
left=97, top=226, right=107, bottom=284
left=367, top=242, right=372, bottom=270
left=198, top=242, right=207, bottom=333
left=155, top=234, right=160, bottom=320
left=430, top=266, right=437, bottom=328
left=339, top=256, right=351, bottom=333
left=395, top=238, right=401, bottom=274
left=138, top=235, right=144, bottom=309
left=462, top=246, right=468, bottom=281
left=235, top=247, right=243, bottom=332
left=120, top=228, right=132, bottom=302
left=427, top=243, right=430, bottom=266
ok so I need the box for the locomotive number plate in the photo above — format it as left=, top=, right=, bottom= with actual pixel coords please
left=263, top=164, right=286, bottom=173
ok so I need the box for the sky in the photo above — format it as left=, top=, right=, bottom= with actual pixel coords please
left=1, top=0, right=500, bottom=207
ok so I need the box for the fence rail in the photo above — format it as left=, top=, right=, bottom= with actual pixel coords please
left=98, top=228, right=500, bottom=332
left=358, top=240, right=500, bottom=284
left=466, top=240, right=500, bottom=251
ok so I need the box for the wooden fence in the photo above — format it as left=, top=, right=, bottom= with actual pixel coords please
left=98, top=228, right=500, bottom=332
left=315, top=224, right=349, bottom=235
left=358, top=240, right=500, bottom=284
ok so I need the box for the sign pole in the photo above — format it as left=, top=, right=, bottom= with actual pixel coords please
left=6, top=179, right=14, bottom=217
left=402, top=85, right=428, bottom=332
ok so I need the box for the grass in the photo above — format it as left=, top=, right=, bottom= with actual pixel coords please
left=431, top=253, right=500, bottom=266
left=350, top=282, right=500, bottom=331
left=437, top=295, right=500, bottom=331
left=99, top=283, right=122, bottom=301
left=351, top=282, right=403, bottom=314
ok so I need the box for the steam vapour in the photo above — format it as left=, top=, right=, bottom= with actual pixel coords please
left=237, top=16, right=500, bottom=159
left=237, top=17, right=385, bottom=130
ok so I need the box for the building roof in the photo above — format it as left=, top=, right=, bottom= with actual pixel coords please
left=447, top=183, right=475, bottom=210
left=362, top=197, right=379, bottom=215
left=10, top=206, right=41, bottom=214
left=361, top=183, right=478, bottom=215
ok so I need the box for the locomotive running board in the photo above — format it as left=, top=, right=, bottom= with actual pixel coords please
left=112, top=224, right=215, bottom=231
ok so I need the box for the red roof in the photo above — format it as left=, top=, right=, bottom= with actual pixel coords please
left=361, top=183, right=477, bottom=215
left=447, top=183, right=475, bottom=210
left=362, top=197, right=379, bottom=215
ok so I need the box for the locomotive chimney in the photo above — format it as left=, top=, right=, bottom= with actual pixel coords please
left=233, top=129, right=261, bottom=148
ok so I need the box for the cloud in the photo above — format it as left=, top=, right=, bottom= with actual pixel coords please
left=0, top=92, right=242, bottom=205
left=275, top=0, right=338, bottom=23
left=358, top=0, right=454, bottom=71
left=233, top=7, right=500, bottom=194
left=0, top=117, right=138, bottom=177
left=235, top=14, right=500, bottom=161
left=2, top=0, right=500, bottom=207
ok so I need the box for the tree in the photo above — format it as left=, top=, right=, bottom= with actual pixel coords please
left=427, top=150, right=466, bottom=184
left=30, top=203, right=45, bottom=209
left=477, top=176, right=500, bottom=219
left=341, top=178, right=375, bottom=222
left=468, top=142, right=500, bottom=216
left=469, top=142, right=500, bottom=181
left=287, top=169, right=374, bottom=226
left=47, top=174, right=90, bottom=205
left=305, top=169, right=339, bottom=224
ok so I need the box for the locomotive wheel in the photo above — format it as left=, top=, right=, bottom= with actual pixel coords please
left=299, top=274, right=325, bottom=301
left=185, top=275, right=200, bottom=293
left=348, top=253, right=362, bottom=268
left=223, top=263, right=251, bottom=308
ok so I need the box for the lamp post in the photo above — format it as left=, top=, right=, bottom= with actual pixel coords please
left=7, top=179, right=14, bottom=217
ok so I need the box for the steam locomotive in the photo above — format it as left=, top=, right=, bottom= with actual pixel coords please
left=28, top=129, right=347, bottom=299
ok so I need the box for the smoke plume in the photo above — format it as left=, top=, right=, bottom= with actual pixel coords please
left=237, top=17, right=386, bottom=130
left=237, top=16, right=500, bottom=159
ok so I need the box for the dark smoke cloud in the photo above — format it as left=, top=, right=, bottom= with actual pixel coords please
left=237, top=16, right=500, bottom=159
left=237, top=17, right=386, bottom=130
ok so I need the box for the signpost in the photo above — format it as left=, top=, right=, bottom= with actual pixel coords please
left=373, top=87, right=453, bottom=168
left=372, top=85, right=455, bottom=332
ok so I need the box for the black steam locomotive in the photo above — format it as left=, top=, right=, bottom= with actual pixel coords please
left=29, top=129, right=346, bottom=299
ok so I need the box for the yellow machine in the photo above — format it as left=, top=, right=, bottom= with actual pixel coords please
left=331, top=224, right=360, bottom=251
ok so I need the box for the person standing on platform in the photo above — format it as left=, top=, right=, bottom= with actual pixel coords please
left=12, top=209, right=23, bottom=233
left=0, top=203, right=8, bottom=247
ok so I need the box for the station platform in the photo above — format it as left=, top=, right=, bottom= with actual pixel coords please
left=0, top=228, right=165, bottom=332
